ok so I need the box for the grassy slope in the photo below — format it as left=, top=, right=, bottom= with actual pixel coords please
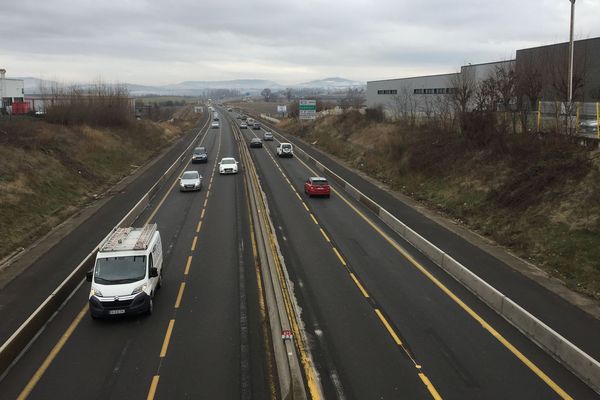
left=0, top=109, right=199, bottom=260
left=277, top=112, right=600, bottom=298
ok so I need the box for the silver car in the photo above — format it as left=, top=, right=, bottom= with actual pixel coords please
left=179, top=171, right=202, bottom=191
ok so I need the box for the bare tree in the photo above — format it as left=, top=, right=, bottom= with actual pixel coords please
left=340, top=88, right=365, bottom=109
left=284, top=88, right=293, bottom=102
left=449, top=69, right=476, bottom=132
left=261, top=88, right=273, bottom=102
left=515, top=57, right=543, bottom=133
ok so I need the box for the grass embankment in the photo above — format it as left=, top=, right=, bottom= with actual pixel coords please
left=278, top=111, right=600, bottom=298
left=0, top=107, right=200, bottom=260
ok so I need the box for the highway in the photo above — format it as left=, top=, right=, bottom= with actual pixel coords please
left=0, top=106, right=598, bottom=399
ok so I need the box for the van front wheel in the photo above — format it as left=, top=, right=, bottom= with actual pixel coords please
left=147, top=297, right=153, bottom=315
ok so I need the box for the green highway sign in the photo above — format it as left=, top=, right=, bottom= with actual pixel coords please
left=299, top=99, right=316, bottom=119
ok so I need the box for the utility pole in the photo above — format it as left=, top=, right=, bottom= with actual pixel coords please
left=567, top=0, right=576, bottom=105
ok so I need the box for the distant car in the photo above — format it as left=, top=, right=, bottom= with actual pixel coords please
left=263, top=131, right=273, bottom=141
left=276, top=142, right=294, bottom=158
left=249, top=138, right=263, bottom=148
left=252, top=122, right=261, bottom=130
left=192, top=146, right=208, bottom=163
left=211, top=121, right=220, bottom=129
left=219, top=157, right=239, bottom=174
left=241, top=115, right=248, bottom=121
left=240, top=122, right=248, bottom=129
left=304, top=177, right=330, bottom=197
left=227, top=108, right=233, bottom=112
left=579, top=119, right=599, bottom=134
left=180, top=171, right=202, bottom=191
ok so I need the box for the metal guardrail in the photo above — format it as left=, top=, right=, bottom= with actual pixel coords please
left=0, top=115, right=211, bottom=377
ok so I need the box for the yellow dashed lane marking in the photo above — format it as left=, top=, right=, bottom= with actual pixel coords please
left=147, top=375, right=160, bottom=400
left=332, top=247, right=347, bottom=266
left=174, top=282, right=186, bottom=309
left=350, top=273, right=370, bottom=298
left=184, top=256, right=192, bottom=275
left=160, top=319, right=176, bottom=358
left=375, top=309, right=402, bottom=346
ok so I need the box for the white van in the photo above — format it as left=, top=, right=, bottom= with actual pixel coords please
left=87, top=224, right=163, bottom=318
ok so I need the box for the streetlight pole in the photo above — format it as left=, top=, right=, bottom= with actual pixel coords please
left=567, top=0, right=575, bottom=105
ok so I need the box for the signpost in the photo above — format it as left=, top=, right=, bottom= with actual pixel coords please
left=277, top=105, right=287, bottom=113
left=299, top=99, right=316, bottom=120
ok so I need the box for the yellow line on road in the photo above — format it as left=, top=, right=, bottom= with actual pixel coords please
left=17, top=305, right=88, bottom=400
left=174, top=282, right=186, bottom=309
left=206, top=190, right=211, bottom=197
left=160, top=319, right=176, bottom=358
left=200, top=208, right=206, bottom=219
left=191, top=236, right=198, bottom=251
left=196, top=220, right=203, bottom=233
left=309, top=213, right=318, bottom=225
left=332, top=247, right=347, bottom=266
left=184, top=255, right=192, bottom=275
left=295, top=192, right=302, bottom=200
left=350, top=273, right=370, bottom=298
left=203, top=198, right=208, bottom=208
left=319, top=228, right=330, bottom=242
left=375, top=309, right=402, bottom=346
left=302, top=202, right=309, bottom=211
left=419, top=373, right=443, bottom=400
left=147, top=375, right=160, bottom=400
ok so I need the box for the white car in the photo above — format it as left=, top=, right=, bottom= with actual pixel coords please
left=179, top=170, right=202, bottom=191
left=276, top=143, right=294, bottom=158
left=219, top=157, right=239, bottom=174
left=211, top=121, right=220, bottom=129
left=240, top=122, right=248, bottom=129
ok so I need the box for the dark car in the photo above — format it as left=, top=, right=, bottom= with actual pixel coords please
left=249, top=137, right=263, bottom=148
left=241, top=115, right=248, bottom=121
left=192, top=146, right=208, bottom=163
left=304, top=177, right=331, bottom=197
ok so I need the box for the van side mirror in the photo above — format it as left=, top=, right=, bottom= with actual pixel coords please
left=150, top=267, right=159, bottom=278
left=86, top=270, right=93, bottom=282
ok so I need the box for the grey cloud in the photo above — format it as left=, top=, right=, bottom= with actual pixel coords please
left=1, top=0, right=598, bottom=84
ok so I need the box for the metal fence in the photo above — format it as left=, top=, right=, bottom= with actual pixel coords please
left=537, top=101, right=600, bottom=137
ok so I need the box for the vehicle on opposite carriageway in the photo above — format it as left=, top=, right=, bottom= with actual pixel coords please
left=249, top=137, right=263, bottom=148
left=304, top=176, right=331, bottom=197
left=276, top=142, right=294, bottom=157
left=86, top=224, right=163, bottom=319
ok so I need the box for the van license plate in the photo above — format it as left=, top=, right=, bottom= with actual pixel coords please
left=109, top=309, right=125, bottom=315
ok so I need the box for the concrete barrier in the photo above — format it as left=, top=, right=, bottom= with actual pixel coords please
left=0, top=117, right=210, bottom=377
left=255, top=115, right=600, bottom=395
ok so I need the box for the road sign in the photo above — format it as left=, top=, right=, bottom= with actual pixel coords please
left=299, top=99, right=316, bottom=120
left=277, top=105, right=287, bottom=113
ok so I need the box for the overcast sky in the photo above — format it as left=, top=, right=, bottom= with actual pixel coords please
left=1, top=0, right=599, bottom=85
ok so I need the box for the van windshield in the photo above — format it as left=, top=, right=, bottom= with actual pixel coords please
left=94, top=256, right=146, bottom=285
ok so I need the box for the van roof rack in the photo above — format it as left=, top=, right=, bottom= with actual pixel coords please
left=100, top=224, right=157, bottom=252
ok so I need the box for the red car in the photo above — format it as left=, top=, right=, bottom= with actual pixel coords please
left=304, top=177, right=331, bottom=197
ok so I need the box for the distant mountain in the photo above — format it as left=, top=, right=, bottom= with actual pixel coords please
left=17, top=76, right=364, bottom=96
left=165, top=79, right=282, bottom=90
left=297, top=77, right=364, bottom=89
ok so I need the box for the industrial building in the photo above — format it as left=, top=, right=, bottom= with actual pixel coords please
left=0, top=69, right=27, bottom=114
left=367, top=37, right=600, bottom=115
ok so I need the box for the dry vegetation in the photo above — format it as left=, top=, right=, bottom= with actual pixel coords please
left=279, top=111, right=600, bottom=298
left=0, top=104, right=200, bottom=260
